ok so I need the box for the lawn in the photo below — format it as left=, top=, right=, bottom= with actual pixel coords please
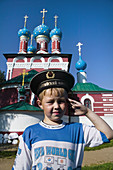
left=82, top=162, right=113, bottom=170
left=85, top=139, right=113, bottom=151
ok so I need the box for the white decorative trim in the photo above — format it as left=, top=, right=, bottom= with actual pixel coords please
left=20, top=35, right=29, bottom=41
left=30, top=56, right=45, bottom=63
left=36, top=36, right=49, bottom=43
left=51, top=35, right=61, bottom=41
left=36, top=50, right=49, bottom=54
left=6, top=68, right=10, bottom=81
left=48, top=56, right=63, bottom=63
left=104, top=109, right=108, bottom=111
left=6, top=56, right=69, bottom=77
left=0, top=85, right=29, bottom=90
left=81, top=93, right=94, bottom=111
left=103, top=104, right=113, bottom=106
left=47, top=62, right=68, bottom=71
left=13, top=57, right=27, bottom=63
left=1, top=85, right=18, bottom=90
left=102, top=94, right=113, bottom=96
left=7, top=61, right=68, bottom=71
left=102, top=97, right=113, bottom=98
left=94, top=106, right=113, bottom=108
left=109, top=99, right=113, bottom=101
left=52, top=51, right=61, bottom=54
left=94, top=101, right=113, bottom=103
left=104, top=114, right=113, bottom=116
left=10, top=69, right=13, bottom=79
left=95, top=112, right=113, bottom=114
left=18, top=51, right=27, bottom=54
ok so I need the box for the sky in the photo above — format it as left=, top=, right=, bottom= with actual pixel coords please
left=0, top=0, right=113, bottom=90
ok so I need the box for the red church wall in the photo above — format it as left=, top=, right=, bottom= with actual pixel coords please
left=62, top=58, right=68, bottom=62
left=51, top=59, right=59, bottom=62
left=12, top=68, right=26, bottom=78
left=16, top=59, right=24, bottom=62
left=74, top=93, right=113, bottom=116
left=33, top=59, right=42, bottom=62
left=0, top=88, right=18, bottom=108
left=7, top=58, right=13, bottom=62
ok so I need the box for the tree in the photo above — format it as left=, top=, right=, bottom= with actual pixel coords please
left=0, top=70, right=5, bottom=83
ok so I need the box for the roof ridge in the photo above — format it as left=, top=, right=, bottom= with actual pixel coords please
left=72, top=82, right=113, bottom=92
left=0, top=101, right=42, bottom=111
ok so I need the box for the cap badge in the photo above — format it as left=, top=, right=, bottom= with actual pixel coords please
left=46, top=71, right=55, bottom=79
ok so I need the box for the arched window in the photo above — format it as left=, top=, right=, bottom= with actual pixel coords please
left=84, top=99, right=92, bottom=110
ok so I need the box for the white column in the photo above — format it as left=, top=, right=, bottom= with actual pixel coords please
left=77, top=71, right=87, bottom=83
left=31, top=92, right=35, bottom=105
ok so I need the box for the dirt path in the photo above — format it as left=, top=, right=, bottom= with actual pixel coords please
left=82, top=147, right=113, bottom=166
left=0, top=147, right=113, bottom=170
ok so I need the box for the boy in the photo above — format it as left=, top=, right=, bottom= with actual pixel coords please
left=12, top=69, right=113, bottom=170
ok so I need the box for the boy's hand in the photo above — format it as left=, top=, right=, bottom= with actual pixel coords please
left=68, top=98, right=88, bottom=116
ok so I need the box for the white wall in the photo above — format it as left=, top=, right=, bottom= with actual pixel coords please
left=0, top=111, right=44, bottom=132
left=70, top=115, right=113, bottom=129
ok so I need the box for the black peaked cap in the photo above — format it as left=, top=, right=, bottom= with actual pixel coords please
left=30, top=69, right=75, bottom=95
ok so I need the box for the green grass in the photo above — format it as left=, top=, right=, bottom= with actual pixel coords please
left=82, top=162, right=113, bottom=170
left=0, top=144, right=18, bottom=158
left=0, top=150, right=17, bottom=158
left=84, top=139, right=113, bottom=151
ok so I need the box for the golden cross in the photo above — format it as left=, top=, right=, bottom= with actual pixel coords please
left=24, top=15, right=28, bottom=27
left=40, top=9, right=47, bottom=24
left=30, top=34, right=33, bottom=45
left=54, top=15, right=58, bottom=27
left=20, top=69, right=29, bottom=86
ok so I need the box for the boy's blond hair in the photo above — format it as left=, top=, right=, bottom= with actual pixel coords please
left=38, top=88, right=68, bottom=101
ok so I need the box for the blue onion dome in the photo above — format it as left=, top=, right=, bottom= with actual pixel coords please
left=27, top=45, right=36, bottom=53
left=50, top=26, right=62, bottom=38
left=18, top=27, right=31, bottom=38
left=75, top=56, right=87, bottom=71
left=33, top=24, right=50, bottom=39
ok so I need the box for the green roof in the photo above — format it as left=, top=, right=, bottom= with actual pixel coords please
left=72, top=83, right=113, bottom=92
left=0, top=69, right=38, bottom=86
left=0, top=101, right=42, bottom=111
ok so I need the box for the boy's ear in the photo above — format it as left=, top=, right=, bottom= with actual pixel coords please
left=37, top=99, right=43, bottom=109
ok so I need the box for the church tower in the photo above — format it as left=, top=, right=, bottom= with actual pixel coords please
left=5, top=9, right=72, bottom=81
left=27, top=34, right=36, bottom=54
left=50, top=15, right=62, bottom=54
left=18, top=15, right=31, bottom=54
left=75, top=42, right=87, bottom=83
left=33, top=9, right=50, bottom=54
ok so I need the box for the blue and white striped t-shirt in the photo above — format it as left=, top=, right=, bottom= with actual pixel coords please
left=12, top=121, right=109, bottom=170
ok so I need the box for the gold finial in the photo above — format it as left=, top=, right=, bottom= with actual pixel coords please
left=24, top=15, right=28, bottom=27
left=76, top=42, right=83, bottom=56
left=40, top=9, right=47, bottom=24
left=20, top=69, right=29, bottom=86
left=30, top=34, right=33, bottom=45
left=54, top=15, right=58, bottom=27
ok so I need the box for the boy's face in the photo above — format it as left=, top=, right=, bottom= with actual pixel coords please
left=38, top=89, right=68, bottom=125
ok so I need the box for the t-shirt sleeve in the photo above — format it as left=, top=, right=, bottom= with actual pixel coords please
left=82, top=124, right=110, bottom=147
left=12, top=129, right=32, bottom=170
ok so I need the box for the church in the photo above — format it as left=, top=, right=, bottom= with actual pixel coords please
left=0, top=9, right=113, bottom=143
